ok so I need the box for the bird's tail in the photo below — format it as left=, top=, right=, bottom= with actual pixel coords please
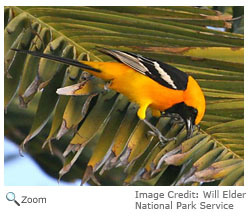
left=11, top=48, right=101, bottom=72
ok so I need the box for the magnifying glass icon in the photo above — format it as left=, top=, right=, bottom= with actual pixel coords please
left=6, top=192, right=20, bottom=206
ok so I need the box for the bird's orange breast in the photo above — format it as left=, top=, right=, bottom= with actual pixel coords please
left=81, top=61, right=185, bottom=111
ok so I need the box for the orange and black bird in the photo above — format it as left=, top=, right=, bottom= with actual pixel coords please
left=13, top=47, right=206, bottom=142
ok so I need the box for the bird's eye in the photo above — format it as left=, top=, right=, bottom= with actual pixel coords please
left=193, top=108, right=198, bottom=115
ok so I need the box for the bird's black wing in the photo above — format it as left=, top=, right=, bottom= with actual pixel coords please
left=97, top=47, right=188, bottom=90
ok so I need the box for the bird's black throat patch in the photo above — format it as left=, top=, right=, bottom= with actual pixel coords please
left=163, top=102, right=198, bottom=125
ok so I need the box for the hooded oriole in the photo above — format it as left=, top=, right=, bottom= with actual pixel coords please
left=12, top=47, right=206, bottom=142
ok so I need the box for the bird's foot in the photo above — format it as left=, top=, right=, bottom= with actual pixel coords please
left=144, top=119, right=176, bottom=146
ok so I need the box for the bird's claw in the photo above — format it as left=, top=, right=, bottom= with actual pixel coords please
left=158, top=135, right=176, bottom=147
left=143, top=119, right=176, bottom=147
left=147, top=129, right=176, bottom=147
left=146, top=130, right=156, bottom=138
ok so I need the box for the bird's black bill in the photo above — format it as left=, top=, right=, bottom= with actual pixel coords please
left=185, top=117, right=195, bottom=139
left=11, top=48, right=101, bottom=73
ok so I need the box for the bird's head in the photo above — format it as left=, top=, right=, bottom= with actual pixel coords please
left=163, top=76, right=205, bottom=139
